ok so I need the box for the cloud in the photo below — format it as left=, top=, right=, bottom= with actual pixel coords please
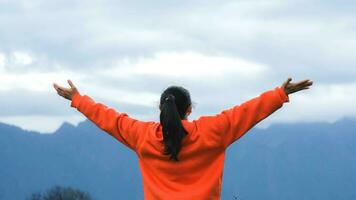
left=0, top=53, right=5, bottom=70
left=96, top=51, right=268, bottom=81
left=0, top=68, right=82, bottom=91
left=0, top=0, right=355, bottom=132
left=1, top=0, right=355, bottom=77
left=259, top=82, right=356, bottom=128
left=129, top=51, right=268, bottom=78
left=12, top=51, right=34, bottom=65
left=0, top=115, right=85, bottom=134
left=0, top=89, right=71, bottom=116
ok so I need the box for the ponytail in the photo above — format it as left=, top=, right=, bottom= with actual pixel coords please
left=160, top=93, right=189, bottom=162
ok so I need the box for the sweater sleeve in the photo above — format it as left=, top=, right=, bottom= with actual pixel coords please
left=70, top=91, right=149, bottom=152
left=196, top=87, right=289, bottom=149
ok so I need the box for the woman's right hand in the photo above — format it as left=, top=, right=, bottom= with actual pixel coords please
left=53, top=79, right=79, bottom=101
left=281, top=77, right=313, bottom=95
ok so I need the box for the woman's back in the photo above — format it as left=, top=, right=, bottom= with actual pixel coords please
left=137, top=120, right=226, bottom=199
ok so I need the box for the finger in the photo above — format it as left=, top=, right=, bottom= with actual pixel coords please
left=59, top=90, right=71, bottom=99
left=282, top=77, right=292, bottom=88
left=305, top=80, right=313, bottom=86
left=58, top=85, right=70, bottom=92
left=54, top=86, right=65, bottom=93
left=298, top=80, right=313, bottom=88
left=294, top=82, right=310, bottom=88
left=57, top=90, right=65, bottom=97
left=53, top=84, right=63, bottom=93
left=53, top=83, right=60, bottom=90
left=67, top=79, right=76, bottom=89
left=299, top=86, right=310, bottom=91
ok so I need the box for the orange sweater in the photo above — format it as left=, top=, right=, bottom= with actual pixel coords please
left=70, top=87, right=289, bottom=199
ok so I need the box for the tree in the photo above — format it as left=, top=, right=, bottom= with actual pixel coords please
left=27, top=185, right=92, bottom=200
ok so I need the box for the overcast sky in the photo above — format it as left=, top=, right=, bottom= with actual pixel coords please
left=1, top=0, right=355, bottom=133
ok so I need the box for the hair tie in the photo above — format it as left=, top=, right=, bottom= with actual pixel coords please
left=165, top=94, right=175, bottom=102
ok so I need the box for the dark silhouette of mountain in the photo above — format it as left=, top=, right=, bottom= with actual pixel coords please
left=0, top=118, right=355, bottom=200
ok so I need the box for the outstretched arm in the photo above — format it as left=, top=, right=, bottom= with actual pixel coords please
left=197, top=78, right=313, bottom=149
left=53, top=80, right=150, bottom=151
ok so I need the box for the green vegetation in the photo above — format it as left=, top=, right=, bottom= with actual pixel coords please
left=27, top=185, right=92, bottom=200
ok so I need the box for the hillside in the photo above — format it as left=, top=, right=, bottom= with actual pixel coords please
left=0, top=118, right=355, bottom=200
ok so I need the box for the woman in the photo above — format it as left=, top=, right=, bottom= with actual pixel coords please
left=53, top=77, right=312, bottom=199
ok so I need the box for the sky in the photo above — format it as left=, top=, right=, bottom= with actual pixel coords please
left=0, top=0, right=355, bottom=133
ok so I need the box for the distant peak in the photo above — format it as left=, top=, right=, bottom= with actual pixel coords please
left=54, top=122, right=76, bottom=134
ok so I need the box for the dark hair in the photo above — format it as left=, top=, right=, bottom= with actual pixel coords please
left=159, top=86, right=192, bottom=162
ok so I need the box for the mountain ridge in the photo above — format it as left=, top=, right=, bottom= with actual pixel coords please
left=0, top=118, right=355, bottom=199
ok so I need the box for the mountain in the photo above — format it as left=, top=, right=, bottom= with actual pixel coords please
left=0, top=118, right=355, bottom=200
